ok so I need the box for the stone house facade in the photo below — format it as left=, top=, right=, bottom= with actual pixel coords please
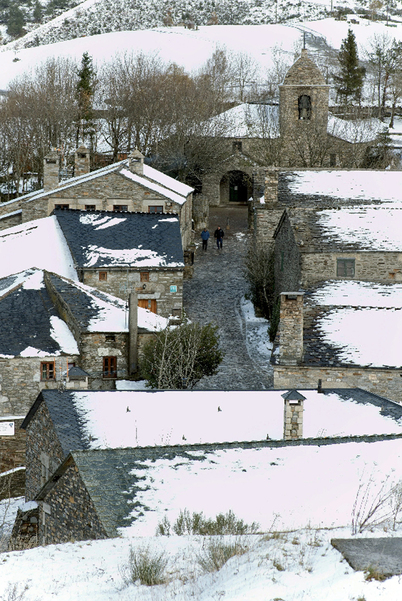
left=272, top=288, right=402, bottom=403
left=0, top=148, right=193, bottom=251
left=273, top=206, right=402, bottom=296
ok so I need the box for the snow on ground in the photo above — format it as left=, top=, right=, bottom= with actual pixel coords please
left=0, top=216, right=77, bottom=281
left=307, top=280, right=402, bottom=308
left=2, top=440, right=402, bottom=600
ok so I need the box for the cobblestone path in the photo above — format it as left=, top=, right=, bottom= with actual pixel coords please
left=183, top=207, right=273, bottom=390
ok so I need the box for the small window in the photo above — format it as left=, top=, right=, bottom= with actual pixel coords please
left=233, top=141, right=242, bottom=152
left=113, top=205, right=128, bottom=212
left=54, top=204, right=69, bottom=210
left=298, top=95, right=311, bottom=120
left=85, top=204, right=96, bottom=210
left=103, top=356, right=117, bottom=378
left=105, top=334, right=116, bottom=342
left=140, top=272, right=149, bottom=282
left=41, top=362, right=55, bottom=381
left=329, top=154, right=336, bottom=167
left=148, top=206, right=163, bottom=214
left=337, top=258, right=355, bottom=277
left=99, top=271, right=107, bottom=281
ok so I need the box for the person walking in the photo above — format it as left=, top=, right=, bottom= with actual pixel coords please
left=201, top=228, right=210, bottom=251
left=214, top=226, right=224, bottom=250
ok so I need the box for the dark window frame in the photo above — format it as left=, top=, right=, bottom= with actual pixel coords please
left=337, top=258, right=355, bottom=278
left=113, top=205, right=128, bottom=212
left=103, top=356, right=117, bottom=379
left=140, top=272, right=150, bottom=282
left=99, top=271, right=107, bottom=281
left=54, top=204, right=69, bottom=210
left=148, top=206, right=163, bottom=214
left=85, top=204, right=96, bottom=210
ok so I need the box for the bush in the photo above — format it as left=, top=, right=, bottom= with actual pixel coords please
left=244, top=240, right=275, bottom=320
left=157, top=509, right=259, bottom=536
left=120, top=546, right=168, bottom=586
left=141, top=320, right=223, bottom=389
left=196, top=537, right=248, bottom=573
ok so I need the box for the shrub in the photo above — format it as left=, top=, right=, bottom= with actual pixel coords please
left=120, top=546, right=168, bottom=586
left=364, top=566, right=387, bottom=582
left=244, top=240, right=275, bottom=320
left=196, top=538, right=248, bottom=573
left=141, top=320, right=223, bottom=389
left=157, top=509, right=259, bottom=536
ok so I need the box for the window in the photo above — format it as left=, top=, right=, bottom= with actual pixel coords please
left=233, top=141, right=242, bottom=152
left=103, top=356, right=117, bottom=378
left=41, top=362, right=55, bottom=381
left=298, top=95, right=311, bottom=120
left=113, top=205, right=128, bottom=212
left=337, top=258, right=355, bottom=277
left=40, top=452, right=49, bottom=487
left=99, top=271, right=107, bottom=281
left=329, top=154, right=337, bottom=167
left=140, top=272, right=149, bottom=282
left=85, top=204, right=96, bottom=210
left=105, top=334, right=116, bottom=342
left=148, top=206, right=163, bottom=214
left=54, top=204, right=69, bottom=210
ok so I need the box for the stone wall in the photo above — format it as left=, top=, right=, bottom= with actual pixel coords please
left=8, top=504, right=39, bottom=551
left=80, top=332, right=129, bottom=389
left=0, top=211, right=22, bottom=231
left=278, top=293, right=304, bottom=365
left=274, top=213, right=301, bottom=295
left=0, top=354, right=80, bottom=418
left=20, top=171, right=192, bottom=250
left=301, top=252, right=402, bottom=286
left=24, top=402, right=65, bottom=501
left=273, top=364, right=402, bottom=404
left=0, top=417, right=26, bottom=473
left=39, top=460, right=107, bottom=546
left=81, top=268, right=183, bottom=317
left=253, top=206, right=283, bottom=248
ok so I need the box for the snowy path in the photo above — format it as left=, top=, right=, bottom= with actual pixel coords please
left=183, top=210, right=273, bottom=390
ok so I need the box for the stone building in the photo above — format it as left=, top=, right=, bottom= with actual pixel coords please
left=0, top=268, right=168, bottom=420
left=272, top=283, right=402, bottom=403
left=9, top=385, right=402, bottom=549
left=273, top=202, right=402, bottom=296
left=197, top=50, right=382, bottom=210
left=0, top=209, right=185, bottom=316
left=0, top=148, right=194, bottom=250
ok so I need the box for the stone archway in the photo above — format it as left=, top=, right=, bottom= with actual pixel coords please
left=220, top=170, right=252, bottom=204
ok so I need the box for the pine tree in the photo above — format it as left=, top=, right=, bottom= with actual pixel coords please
left=33, top=1, right=42, bottom=23
left=76, top=52, right=96, bottom=146
left=334, top=29, right=366, bottom=105
left=6, top=4, right=25, bottom=37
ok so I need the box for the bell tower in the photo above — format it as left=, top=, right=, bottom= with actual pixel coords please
left=279, top=49, right=329, bottom=166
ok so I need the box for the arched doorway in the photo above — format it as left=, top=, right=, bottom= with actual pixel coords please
left=220, top=171, right=252, bottom=204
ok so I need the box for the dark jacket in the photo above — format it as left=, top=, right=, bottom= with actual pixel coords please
left=214, top=228, right=224, bottom=239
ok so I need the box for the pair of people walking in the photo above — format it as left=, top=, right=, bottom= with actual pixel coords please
left=201, top=226, right=224, bottom=251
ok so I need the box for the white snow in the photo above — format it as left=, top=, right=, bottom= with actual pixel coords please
left=21, top=270, right=45, bottom=290
left=120, top=169, right=188, bottom=205
left=317, top=206, right=402, bottom=250
left=0, top=216, right=77, bottom=281
left=287, top=170, right=402, bottom=203
left=84, top=244, right=183, bottom=268
left=49, top=316, right=79, bottom=355
left=143, top=164, right=193, bottom=197
left=308, top=280, right=402, bottom=308
left=69, top=389, right=402, bottom=450
left=317, top=307, right=402, bottom=367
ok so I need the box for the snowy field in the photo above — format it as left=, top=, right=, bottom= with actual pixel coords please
left=2, top=439, right=402, bottom=600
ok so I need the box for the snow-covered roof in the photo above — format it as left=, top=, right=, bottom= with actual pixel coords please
left=143, top=164, right=193, bottom=197
left=0, top=216, right=77, bottom=281
left=204, top=103, right=280, bottom=138
left=280, top=170, right=402, bottom=206
left=284, top=204, right=402, bottom=252
left=120, top=168, right=188, bottom=205
left=328, top=114, right=384, bottom=143
left=55, top=209, right=184, bottom=269
left=24, top=388, right=402, bottom=454
left=302, top=281, right=402, bottom=369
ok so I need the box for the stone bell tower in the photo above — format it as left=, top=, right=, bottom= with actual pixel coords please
left=279, top=49, right=329, bottom=167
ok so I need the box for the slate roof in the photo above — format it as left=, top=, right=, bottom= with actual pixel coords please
left=276, top=206, right=402, bottom=252
left=21, top=387, right=402, bottom=455
left=0, top=269, right=78, bottom=358
left=277, top=170, right=402, bottom=209
left=54, top=209, right=184, bottom=269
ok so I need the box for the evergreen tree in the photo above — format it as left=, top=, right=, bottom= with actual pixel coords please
left=33, top=1, right=42, bottom=23
left=334, top=29, right=365, bottom=105
left=75, top=52, right=96, bottom=145
left=6, top=4, right=24, bottom=37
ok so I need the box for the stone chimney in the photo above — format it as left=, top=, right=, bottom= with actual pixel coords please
left=264, top=168, right=279, bottom=204
left=279, top=292, right=304, bottom=365
left=128, top=149, right=144, bottom=176
left=65, top=366, right=89, bottom=389
left=282, top=390, right=305, bottom=440
left=129, top=292, right=138, bottom=375
left=43, top=150, right=60, bottom=191
left=74, top=145, right=90, bottom=177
